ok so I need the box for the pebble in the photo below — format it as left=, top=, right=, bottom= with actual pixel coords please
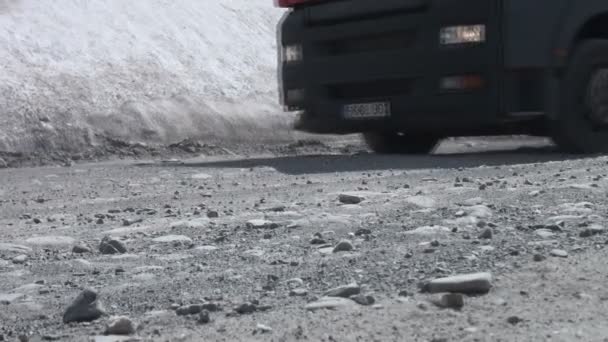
left=533, top=254, right=546, bottom=262
left=433, top=293, right=464, bottom=310
left=12, top=254, right=28, bottom=264
left=349, top=294, right=375, bottom=306
left=550, top=249, right=568, bottom=258
left=507, top=316, right=523, bottom=325
left=256, top=324, right=273, bottom=333
left=235, top=302, right=257, bottom=315
left=176, top=304, right=204, bottom=316
left=324, top=283, right=360, bottom=298
left=305, top=297, right=356, bottom=311
left=105, top=316, right=136, bottom=335
left=198, top=310, right=210, bottom=324
left=289, top=288, right=308, bottom=297
left=246, top=219, right=279, bottom=229
left=310, top=237, right=326, bottom=245
left=332, top=240, right=353, bottom=253
left=339, top=194, right=363, bottom=204
left=72, top=245, right=92, bottom=254
left=478, top=228, right=493, bottom=239
left=207, top=211, right=219, bottom=218
left=99, top=236, right=127, bottom=255
left=580, top=225, right=606, bottom=238
left=425, top=272, right=493, bottom=294
left=152, top=235, right=192, bottom=244
left=355, top=228, right=372, bottom=236
left=63, top=288, right=106, bottom=323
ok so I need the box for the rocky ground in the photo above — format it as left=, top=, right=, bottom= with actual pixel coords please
left=2, top=137, right=608, bottom=342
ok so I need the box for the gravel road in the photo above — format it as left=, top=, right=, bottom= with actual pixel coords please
left=2, top=137, right=608, bottom=342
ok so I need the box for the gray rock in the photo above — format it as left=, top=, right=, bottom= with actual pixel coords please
left=12, top=254, right=28, bottom=264
left=324, top=283, right=360, bottom=298
left=198, top=310, right=210, bottom=324
left=207, top=211, right=219, bottom=218
left=0, top=293, right=25, bottom=305
left=176, top=304, right=204, bottom=316
left=433, top=293, right=464, bottom=310
left=99, top=236, right=127, bottom=255
left=533, top=254, right=546, bottom=262
left=332, top=240, right=353, bottom=253
left=235, top=302, right=257, bottom=315
left=338, top=194, right=363, bottom=205
left=478, top=228, right=493, bottom=239
left=152, top=235, right=192, bottom=244
left=550, top=249, right=568, bottom=258
left=63, top=288, right=106, bottom=323
left=425, top=272, right=492, bottom=294
left=72, top=245, right=92, bottom=254
left=105, top=316, right=135, bottom=335
left=305, top=297, right=356, bottom=311
left=246, top=219, right=279, bottom=229
left=349, top=294, right=375, bottom=306
left=201, top=302, right=220, bottom=312
left=580, top=225, right=606, bottom=238
left=289, top=288, right=308, bottom=297
left=256, top=324, right=273, bottom=333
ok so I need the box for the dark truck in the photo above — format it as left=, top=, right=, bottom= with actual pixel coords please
left=275, top=0, right=608, bottom=154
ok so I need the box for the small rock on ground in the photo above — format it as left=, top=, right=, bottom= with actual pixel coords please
left=433, top=293, right=464, bottom=310
left=349, top=294, right=375, bottom=306
left=105, top=316, right=136, bottom=335
left=425, top=272, right=492, bottom=294
left=332, top=239, right=353, bottom=253
left=256, top=324, right=273, bottom=333
left=198, top=310, right=210, bottom=324
left=176, top=304, right=204, bottom=316
left=324, top=283, right=361, bottom=298
left=72, top=245, right=92, bottom=254
left=99, top=236, right=127, bottom=255
left=550, top=249, right=568, bottom=258
left=338, top=194, right=364, bottom=204
left=305, top=297, right=356, bottom=311
left=63, top=288, right=106, bottom=323
left=12, top=255, right=28, bottom=264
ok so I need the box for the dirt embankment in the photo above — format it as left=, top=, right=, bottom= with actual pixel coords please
left=0, top=0, right=292, bottom=159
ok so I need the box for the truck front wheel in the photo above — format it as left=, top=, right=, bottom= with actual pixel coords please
left=551, top=39, right=608, bottom=154
left=363, top=132, right=442, bottom=154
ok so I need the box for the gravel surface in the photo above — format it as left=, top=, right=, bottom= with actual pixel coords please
left=1, top=138, right=608, bottom=341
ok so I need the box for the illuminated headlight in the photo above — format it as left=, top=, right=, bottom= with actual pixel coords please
left=440, top=25, right=486, bottom=45
left=283, top=44, right=303, bottom=63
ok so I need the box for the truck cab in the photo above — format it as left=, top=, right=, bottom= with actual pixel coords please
left=277, top=0, right=608, bottom=154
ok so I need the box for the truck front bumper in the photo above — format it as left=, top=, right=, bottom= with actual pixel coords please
left=279, top=0, right=505, bottom=134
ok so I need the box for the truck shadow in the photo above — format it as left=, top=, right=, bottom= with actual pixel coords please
left=165, top=146, right=585, bottom=175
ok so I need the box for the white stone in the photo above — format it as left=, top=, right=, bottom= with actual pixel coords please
left=305, top=297, right=356, bottom=311
left=427, top=272, right=493, bottom=294
left=152, top=235, right=192, bottom=243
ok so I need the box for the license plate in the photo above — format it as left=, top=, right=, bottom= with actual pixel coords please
left=342, top=102, right=391, bottom=119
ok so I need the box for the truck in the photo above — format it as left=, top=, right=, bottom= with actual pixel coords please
left=275, top=0, right=608, bottom=154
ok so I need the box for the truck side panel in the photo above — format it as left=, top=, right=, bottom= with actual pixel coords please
left=502, top=0, right=569, bottom=69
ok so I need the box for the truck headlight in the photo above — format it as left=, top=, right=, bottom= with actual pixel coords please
left=440, top=25, right=486, bottom=45
left=283, top=44, right=303, bottom=63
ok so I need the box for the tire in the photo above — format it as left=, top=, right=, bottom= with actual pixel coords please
left=550, top=39, right=608, bottom=154
left=363, top=131, right=442, bottom=154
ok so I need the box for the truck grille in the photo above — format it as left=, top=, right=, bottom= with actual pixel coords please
left=319, top=30, right=417, bottom=56
left=328, top=78, right=416, bottom=100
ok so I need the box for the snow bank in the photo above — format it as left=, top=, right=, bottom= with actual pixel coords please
left=0, top=0, right=290, bottom=153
